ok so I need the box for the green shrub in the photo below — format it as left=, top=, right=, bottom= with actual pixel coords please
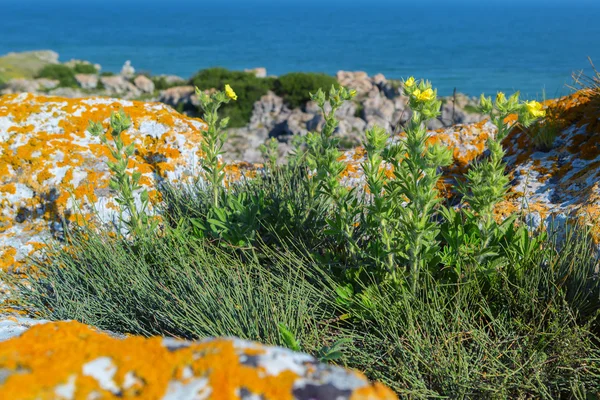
left=72, top=63, right=97, bottom=74
left=17, top=78, right=600, bottom=398
left=343, top=230, right=600, bottom=397
left=100, top=71, right=115, bottom=77
left=151, top=76, right=183, bottom=91
left=190, top=67, right=275, bottom=127
left=36, top=64, right=77, bottom=87
left=274, top=72, right=339, bottom=108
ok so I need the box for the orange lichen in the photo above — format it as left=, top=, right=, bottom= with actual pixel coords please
left=0, top=321, right=396, bottom=399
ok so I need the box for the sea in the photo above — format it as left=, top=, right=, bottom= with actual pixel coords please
left=1, top=0, right=600, bottom=98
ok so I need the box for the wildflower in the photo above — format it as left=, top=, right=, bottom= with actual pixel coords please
left=405, top=76, right=416, bottom=88
left=496, top=92, right=506, bottom=104
left=524, top=100, right=546, bottom=118
left=349, top=89, right=357, bottom=98
left=413, top=88, right=435, bottom=102
left=225, top=84, right=237, bottom=101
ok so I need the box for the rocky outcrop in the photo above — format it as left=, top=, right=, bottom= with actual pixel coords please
left=222, top=72, right=483, bottom=162
left=158, top=85, right=199, bottom=109
left=0, top=93, right=208, bottom=272
left=100, top=75, right=141, bottom=98
left=75, top=73, right=99, bottom=90
left=134, top=74, right=155, bottom=93
left=0, top=318, right=396, bottom=399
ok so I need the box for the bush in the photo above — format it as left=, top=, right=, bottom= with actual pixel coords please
left=151, top=76, right=183, bottom=91
left=190, top=67, right=275, bottom=127
left=274, top=72, right=339, bottom=108
left=100, top=71, right=115, bottom=77
left=72, top=63, right=97, bottom=74
left=343, top=231, right=600, bottom=397
left=17, top=81, right=600, bottom=398
left=36, top=64, right=77, bottom=87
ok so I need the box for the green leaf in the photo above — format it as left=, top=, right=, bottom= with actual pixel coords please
left=277, top=323, right=301, bottom=352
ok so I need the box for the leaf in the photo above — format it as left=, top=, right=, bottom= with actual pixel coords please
left=277, top=323, right=301, bottom=351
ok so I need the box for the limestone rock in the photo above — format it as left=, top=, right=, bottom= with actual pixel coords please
left=0, top=318, right=397, bottom=399
left=120, top=60, right=135, bottom=79
left=134, top=74, right=155, bottom=93
left=158, top=85, right=198, bottom=109
left=0, top=78, right=40, bottom=94
left=35, top=78, right=60, bottom=90
left=75, top=73, right=99, bottom=90
left=100, top=75, right=141, bottom=98
left=336, top=71, right=374, bottom=96
left=0, top=93, right=207, bottom=271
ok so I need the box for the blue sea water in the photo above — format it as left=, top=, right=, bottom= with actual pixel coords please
left=1, top=0, right=600, bottom=98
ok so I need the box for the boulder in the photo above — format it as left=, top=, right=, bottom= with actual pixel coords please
left=158, top=85, right=198, bottom=109
left=134, top=75, right=155, bottom=93
left=0, top=78, right=40, bottom=94
left=0, top=93, right=207, bottom=272
left=0, top=318, right=397, bottom=399
left=336, top=71, right=374, bottom=96
left=100, top=75, right=141, bottom=98
left=75, top=73, right=99, bottom=90
left=35, top=78, right=60, bottom=90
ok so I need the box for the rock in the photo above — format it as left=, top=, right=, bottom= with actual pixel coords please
left=244, top=67, right=268, bottom=78
left=134, top=75, right=155, bottom=93
left=35, top=78, right=59, bottom=90
left=0, top=318, right=397, bottom=399
left=100, top=75, right=141, bottom=98
left=248, top=91, right=287, bottom=130
left=120, top=60, right=135, bottom=79
left=0, top=93, right=207, bottom=271
left=362, top=88, right=396, bottom=131
left=158, top=85, right=198, bottom=109
left=336, top=71, right=374, bottom=96
left=47, top=87, right=88, bottom=98
left=75, top=73, right=99, bottom=90
left=0, top=78, right=40, bottom=94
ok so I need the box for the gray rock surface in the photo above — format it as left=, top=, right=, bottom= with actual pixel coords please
left=134, top=74, right=155, bottom=93
left=75, top=74, right=98, bottom=90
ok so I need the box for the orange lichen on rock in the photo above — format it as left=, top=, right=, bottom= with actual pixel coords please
left=0, top=93, right=210, bottom=271
left=0, top=320, right=397, bottom=400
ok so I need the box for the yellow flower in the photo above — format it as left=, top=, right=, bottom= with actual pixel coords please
left=414, top=88, right=434, bottom=102
left=225, top=84, right=237, bottom=101
left=349, top=89, right=357, bottom=98
left=405, top=76, right=416, bottom=88
left=524, top=100, right=545, bottom=118
left=496, top=92, right=506, bottom=104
